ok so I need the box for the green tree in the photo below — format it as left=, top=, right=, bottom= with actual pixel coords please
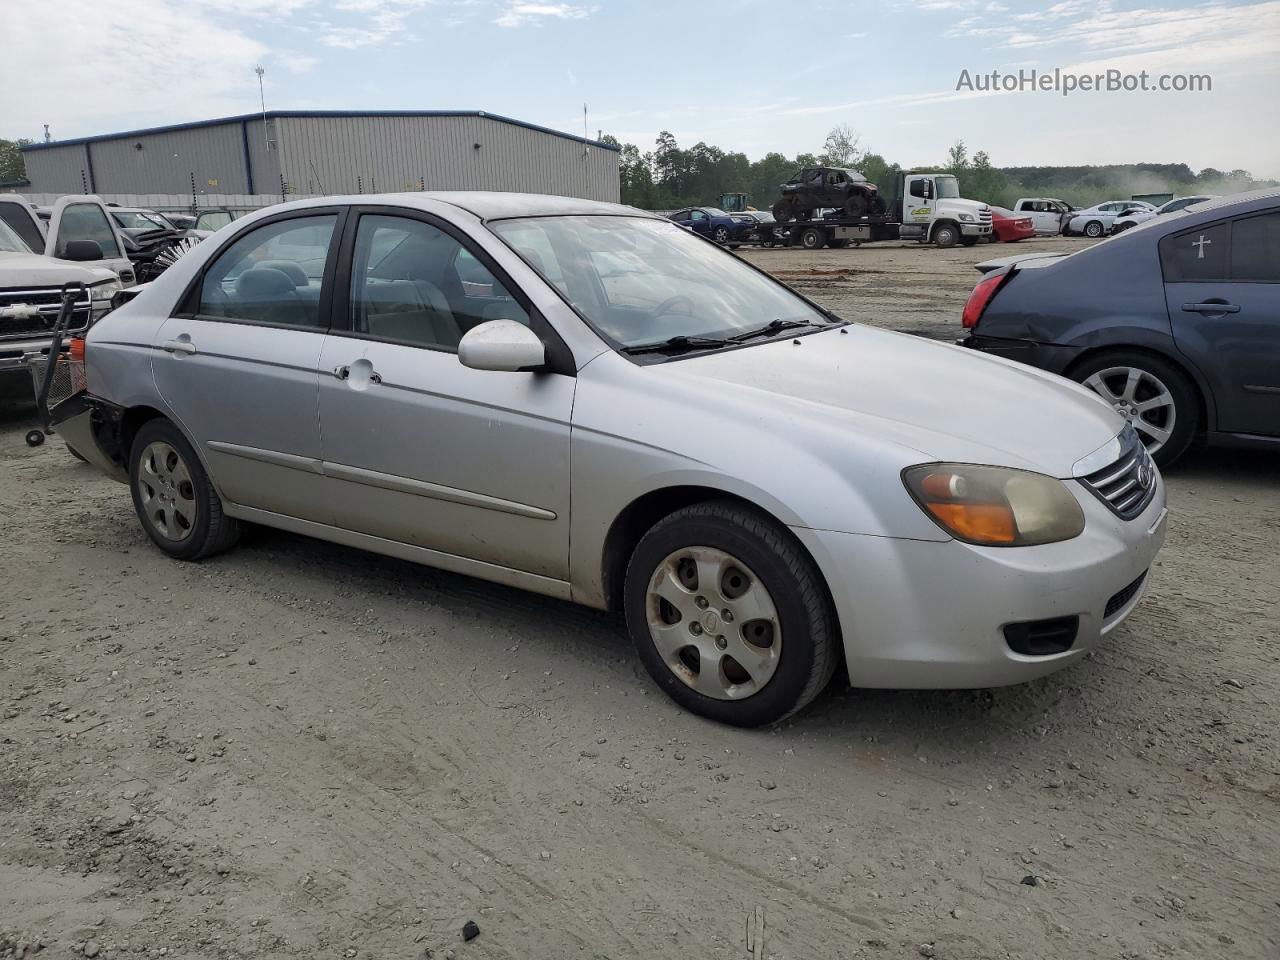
left=0, top=138, right=33, bottom=183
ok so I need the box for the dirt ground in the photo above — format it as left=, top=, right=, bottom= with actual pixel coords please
left=2, top=238, right=1277, bottom=960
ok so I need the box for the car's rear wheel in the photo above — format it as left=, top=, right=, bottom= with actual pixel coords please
left=130, top=418, right=240, bottom=560
left=1071, top=352, right=1199, bottom=467
left=624, top=501, right=838, bottom=727
left=771, top=199, right=795, bottom=223
left=1083, top=220, right=1105, bottom=238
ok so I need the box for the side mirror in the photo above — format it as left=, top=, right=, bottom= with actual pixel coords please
left=458, top=319, right=546, bottom=372
left=61, top=239, right=104, bottom=262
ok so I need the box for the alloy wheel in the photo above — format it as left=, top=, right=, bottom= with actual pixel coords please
left=1083, top=366, right=1177, bottom=454
left=137, top=441, right=197, bottom=541
left=645, top=546, right=782, bottom=700
left=714, top=227, right=731, bottom=244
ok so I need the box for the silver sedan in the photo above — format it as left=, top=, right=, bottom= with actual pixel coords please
left=57, top=193, right=1168, bottom=726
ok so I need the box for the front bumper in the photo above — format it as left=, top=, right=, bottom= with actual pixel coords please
left=0, top=336, right=70, bottom=375
left=961, top=223, right=993, bottom=237
left=791, top=476, right=1167, bottom=689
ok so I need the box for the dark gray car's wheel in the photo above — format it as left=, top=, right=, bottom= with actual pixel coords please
left=771, top=199, right=795, bottom=223
left=1071, top=352, right=1200, bottom=467
left=800, top=227, right=825, bottom=249
left=1083, top=220, right=1105, bottom=238
left=130, top=418, right=240, bottom=560
left=933, top=222, right=960, bottom=248
left=713, top=226, right=731, bottom=244
left=624, top=500, right=838, bottom=727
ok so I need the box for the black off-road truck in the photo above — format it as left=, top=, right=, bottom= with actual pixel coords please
left=771, top=167, right=885, bottom=221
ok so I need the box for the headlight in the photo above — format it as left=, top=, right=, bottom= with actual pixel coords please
left=902, top=464, right=1085, bottom=547
left=959, top=213, right=974, bottom=222
left=90, top=279, right=122, bottom=302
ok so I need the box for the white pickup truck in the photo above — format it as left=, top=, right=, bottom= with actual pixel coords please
left=1010, top=197, right=1073, bottom=236
left=0, top=195, right=134, bottom=381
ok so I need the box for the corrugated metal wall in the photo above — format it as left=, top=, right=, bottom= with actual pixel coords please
left=21, top=114, right=619, bottom=202
left=21, top=145, right=93, bottom=193
left=278, top=115, right=619, bottom=201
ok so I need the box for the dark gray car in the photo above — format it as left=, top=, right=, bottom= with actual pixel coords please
left=962, top=190, right=1280, bottom=466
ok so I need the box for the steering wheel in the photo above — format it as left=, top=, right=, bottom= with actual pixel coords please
left=648, top=294, right=696, bottom=320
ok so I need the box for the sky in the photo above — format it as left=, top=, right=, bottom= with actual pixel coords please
left=3, top=0, right=1279, bottom=178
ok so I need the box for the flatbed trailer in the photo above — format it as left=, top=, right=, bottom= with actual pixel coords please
left=756, top=214, right=905, bottom=250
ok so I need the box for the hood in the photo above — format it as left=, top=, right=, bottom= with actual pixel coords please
left=942, top=197, right=989, bottom=214
left=656, top=325, right=1122, bottom=478
left=0, top=251, right=117, bottom=287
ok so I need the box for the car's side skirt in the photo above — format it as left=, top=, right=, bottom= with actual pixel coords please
left=222, top=503, right=574, bottom=602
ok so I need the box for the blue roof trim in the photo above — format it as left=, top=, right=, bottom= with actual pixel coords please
left=20, top=110, right=621, bottom=153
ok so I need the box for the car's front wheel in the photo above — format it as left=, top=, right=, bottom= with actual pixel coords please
left=1083, top=220, right=1105, bottom=238
left=130, top=418, right=240, bottom=560
left=1071, top=351, right=1200, bottom=467
left=713, top=226, right=731, bottom=244
left=624, top=501, right=838, bottom=726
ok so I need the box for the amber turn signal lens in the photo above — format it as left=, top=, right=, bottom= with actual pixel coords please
left=69, top=337, right=86, bottom=362
left=902, top=463, right=1086, bottom=547
left=925, top=502, right=1016, bottom=544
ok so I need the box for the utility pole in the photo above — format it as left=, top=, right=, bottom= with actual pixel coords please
left=255, top=65, right=270, bottom=151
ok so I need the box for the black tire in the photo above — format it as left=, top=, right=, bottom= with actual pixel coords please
left=960, top=236, right=979, bottom=247
left=623, top=500, right=838, bottom=727
left=843, top=194, right=868, bottom=218
left=1112, top=222, right=1132, bottom=235
left=1083, top=220, right=1105, bottom=238
left=933, top=222, right=960, bottom=248
left=869, top=196, right=886, bottom=216
left=771, top=199, right=795, bottom=223
left=713, top=226, right=731, bottom=245
left=1069, top=351, right=1200, bottom=467
left=828, top=239, right=850, bottom=249
left=25, top=430, right=45, bottom=447
left=800, top=227, right=826, bottom=250
left=129, top=418, right=240, bottom=560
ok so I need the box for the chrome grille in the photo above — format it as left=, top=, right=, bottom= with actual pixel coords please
left=1079, top=427, right=1158, bottom=520
left=0, top=287, right=92, bottom=341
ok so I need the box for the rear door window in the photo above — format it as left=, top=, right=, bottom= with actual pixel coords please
left=1229, top=211, right=1280, bottom=282
left=197, top=215, right=337, bottom=328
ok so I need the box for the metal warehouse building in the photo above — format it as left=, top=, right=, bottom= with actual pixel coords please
left=19, top=110, right=620, bottom=202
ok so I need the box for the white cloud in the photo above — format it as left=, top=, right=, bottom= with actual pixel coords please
left=0, top=0, right=271, bottom=139
left=494, top=2, right=594, bottom=28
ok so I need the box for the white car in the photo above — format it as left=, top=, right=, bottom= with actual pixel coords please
left=1063, top=200, right=1155, bottom=238
left=56, top=192, right=1166, bottom=726
left=1112, top=196, right=1217, bottom=234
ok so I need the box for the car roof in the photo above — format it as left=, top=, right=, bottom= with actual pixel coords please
left=261, top=191, right=653, bottom=223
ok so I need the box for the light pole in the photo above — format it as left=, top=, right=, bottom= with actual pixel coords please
left=255, top=65, right=269, bottom=151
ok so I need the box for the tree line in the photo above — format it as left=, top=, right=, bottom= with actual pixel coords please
left=601, top=126, right=1275, bottom=212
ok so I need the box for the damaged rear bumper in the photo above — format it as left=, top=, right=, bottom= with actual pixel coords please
left=50, top=393, right=129, bottom=483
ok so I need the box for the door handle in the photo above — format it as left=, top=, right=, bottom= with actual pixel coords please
left=162, top=339, right=197, bottom=355
left=1182, top=301, right=1240, bottom=314
left=333, top=363, right=381, bottom=384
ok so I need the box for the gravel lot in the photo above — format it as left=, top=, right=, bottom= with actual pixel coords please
left=2, top=237, right=1277, bottom=960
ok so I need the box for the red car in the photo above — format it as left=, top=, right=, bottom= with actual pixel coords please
left=989, top=206, right=1035, bottom=242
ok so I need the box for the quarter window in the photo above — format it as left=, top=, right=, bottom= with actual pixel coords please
left=197, top=215, right=336, bottom=327
left=1229, top=211, right=1280, bottom=282
left=1160, top=222, right=1228, bottom=282
left=348, top=215, right=529, bottom=351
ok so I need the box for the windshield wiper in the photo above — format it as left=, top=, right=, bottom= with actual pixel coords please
left=621, top=334, right=730, bottom=355
left=724, top=318, right=824, bottom=343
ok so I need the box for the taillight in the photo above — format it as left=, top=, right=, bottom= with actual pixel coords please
left=961, top=272, right=1007, bottom=329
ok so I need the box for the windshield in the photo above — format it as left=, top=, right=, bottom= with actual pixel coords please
left=935, top=177, right=960, bottom=199
left=113, top=211, right=174, bottom=230
left=0, top=218, right=32, bottom=253
left=490, top=216, right=828, bottom=349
